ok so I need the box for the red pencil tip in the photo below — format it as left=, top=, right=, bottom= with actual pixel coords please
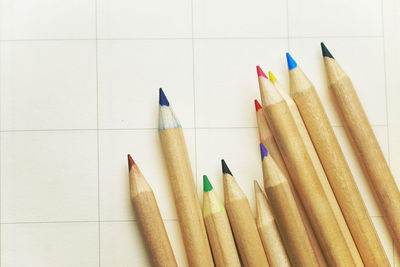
left=256, top=66, right=268, bottom=79
left=254, top=99, right=262, bottom=112
left=127, top=154, right=135, bottom=171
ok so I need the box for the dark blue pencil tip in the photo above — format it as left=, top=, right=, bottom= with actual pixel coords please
left=159, top=88, right=170, bottom=106
left=321, top=42, right=334, bottom=59
left=221, top=159, right=233, bottom=176
left=260, top=143, right=268, bottom=159
left=286, top=52, right=297, bottom=70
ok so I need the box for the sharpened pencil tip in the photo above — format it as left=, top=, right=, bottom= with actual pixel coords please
left=203, top=175, right=213, bottom=192
left=260, top=143, right=268, bottom=159
left=221, top=159, right=233, bottom=176
left=254, top=99, right=262, bottom=112
left=256, top=65, right=268, bottom=79
left=159, top=88, right=170, bottom=106
left=286, top=52, right=297, bottom=70
left=127, top=154, right=135, bottom=171
left=268, top=71, right=277, bottom=83
left=321, top=42, right=334, bottom=59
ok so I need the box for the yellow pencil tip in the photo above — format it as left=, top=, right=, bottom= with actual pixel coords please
left=268, top=71, right=277, bottom=83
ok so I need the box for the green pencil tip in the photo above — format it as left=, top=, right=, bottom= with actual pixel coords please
left=203, top=175, right=213, bottom=192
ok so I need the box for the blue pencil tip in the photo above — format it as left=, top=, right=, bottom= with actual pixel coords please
left=159, top=88, right=170, bottom=106
left=260, top=143, right=268, bottom=159
left=286, top=52, right=297, bottom=70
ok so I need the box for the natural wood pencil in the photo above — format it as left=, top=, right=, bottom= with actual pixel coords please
left=203, top=175, right=241, bottom=267
left=158, top=88, right=214, bottom=267
left=259, top=144, right=318, bottom=266
left=322, top=42, right=400, bottom=252
left=128, top=155, right=178, bottom=267
left=268, top=70, right=363, bottom=266
left=222, top=160, right=269, bottom=267
left=254, top=180, right=290, bottom=267
left=255, top=97, right=327, bottom=266
left=258, top=69, right=355, bottom=266
left=288, top=52, right=389, bottom=266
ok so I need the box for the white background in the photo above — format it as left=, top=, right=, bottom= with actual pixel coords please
left=0, top=0, right=399, bottom=266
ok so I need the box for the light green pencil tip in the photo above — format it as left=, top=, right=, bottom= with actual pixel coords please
left=203, top=175, right=213, bottom=192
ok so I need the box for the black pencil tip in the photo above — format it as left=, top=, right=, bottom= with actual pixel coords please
left=321, top=42, right=334, bottom=59
left=221, top=159, right=233, bottom=175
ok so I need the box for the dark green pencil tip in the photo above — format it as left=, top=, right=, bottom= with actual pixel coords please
left=221, top=159, right=233, bottom=176
left=203, top=175, right=213, bottom=192
left=321, top=42, right=334, bottom=59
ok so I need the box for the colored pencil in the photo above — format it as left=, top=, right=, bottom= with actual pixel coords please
left=258, top=70, right=355, bottom=266
left=158, top=89, right=214, bottom=267
left=322, top=42, right=400, bottom=252
left=203, top=175, right=241, bottom=267
left=222, top=160, right=269, bottom=267
left=254, top=180, right=290, bottom=267
left=268, top=70, right=363, bottom=266
left=255, top=98, right=327, bottom=266
left=128, top=155, right=178, bottom=267
left=288, top=52, right=390, bottom=266
left=259, top=144, right=318, bottom=266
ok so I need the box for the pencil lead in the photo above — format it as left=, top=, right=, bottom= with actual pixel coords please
left=159, top=88, right=170, bottom=106
left=127, top=154, right=135, bottom=171
left=321, top=42, right=334, bottom=59
left=221, top=159, right=233, bottom=176
left=286, top=52, right=298, bottom=70
left=203, top=175, right=213, bottom=192
left=260, top=143, right=268, bottom=159
left=254, top=99, right=262, bottom=112
left=256, top=65, right=268, bottom=79
left=268, top=71, right=277, bottom=83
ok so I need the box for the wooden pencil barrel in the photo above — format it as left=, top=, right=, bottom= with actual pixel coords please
left=264, top=180, right=318, bottom=266
left=133, top=192, right=178, bottom=267
left=159, top=128, right=214, bottom=267
left=293, top=86, right=390, bottom=266
left=225, top=198, right=269, bottom=267
left=265, top=101, right=354, bottom=266
left=330, top=75, right=400, bottom=250
left=204, top=211, right=241, bottom=267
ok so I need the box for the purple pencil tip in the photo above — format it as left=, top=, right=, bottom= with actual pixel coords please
left=260, top=143, right=268, bottom=159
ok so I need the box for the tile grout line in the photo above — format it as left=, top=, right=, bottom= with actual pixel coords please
left=0, top=35, right=385, bottom=42
left=191, top=0, right=198, bottom=194
left=94, top=0, right=101, bottom=266
left=380, top=0, right=394, bottom=264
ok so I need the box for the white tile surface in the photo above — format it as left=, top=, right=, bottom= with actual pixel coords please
left=100, top=221, right=188, bottom=267
left=195, top=128, right=263, bottom=213
left=0, top=41, right=97, bottom=130
left=372, top=217, right=394, bottom=266
left=1, top=222, right=99, bottom=267
left=288, top=0, right=382, bottom=37
left=97, top=0, right=191, bottom=39
left=0, top=0, right=95, bottom=40
left=333, top=126, right=388, bottom=217
left=97, top=40, right=194, bottom=129
left=288, top=37, right=387, bottom=126
left=193, top=0, right=287, bottom=38
left=1, top=131, right=99, bottom=223
left=99, top=129, right=196, bottom=221
left=194, top=39, right=288, bottom=128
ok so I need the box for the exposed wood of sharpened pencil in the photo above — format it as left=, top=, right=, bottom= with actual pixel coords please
left=269, top=70, right=363, bottom=266
left=128, top=155, right=178, bottom=267
left=322, top=42, right=400, bottom=252
left=203, top=175, right=241, bottom=267
left=259, top=144, right=318, bottom=266
left=255, top=98, right=327, bottom=266
left=289, top=54, right=389, bottom=266
left=158, top=89, right=214, bottom=267
left=222, top=160, right=269, bottom=267
left=254, top=180, right=290, bottom=267
left=258, top=72, right=355, bottom=266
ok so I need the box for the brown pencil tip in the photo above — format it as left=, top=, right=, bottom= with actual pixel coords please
left=127, top=154, right=135, bottom=171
